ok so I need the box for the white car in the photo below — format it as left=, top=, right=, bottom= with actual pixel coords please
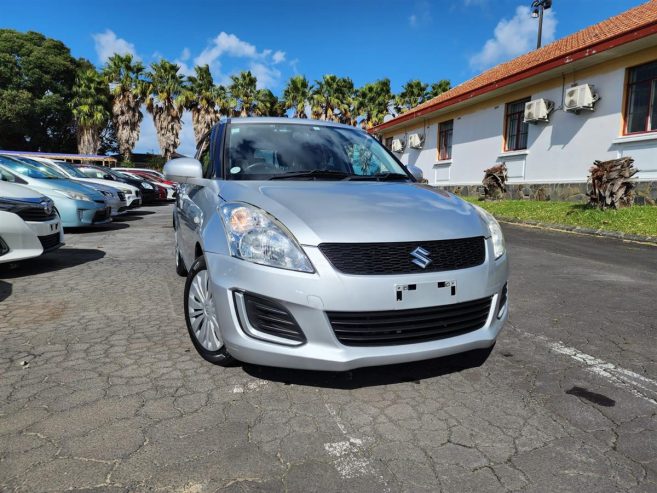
left=119, top=171, right=176, bottom=200
left=0, top=180, right=64, bottom=264
left=27, top=157, right=142, bottom=209
left=115, top=167, right=166, bottom=180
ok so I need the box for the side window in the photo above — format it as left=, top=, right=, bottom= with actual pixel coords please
left=196, top=131, right=212, bottom=178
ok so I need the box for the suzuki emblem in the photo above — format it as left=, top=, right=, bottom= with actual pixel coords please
left=410, top=246, right=432, bottom=269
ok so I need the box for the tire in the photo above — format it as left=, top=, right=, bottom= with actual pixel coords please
left=184, top=256, right=235, bottom=366
left=175, top=247, right=188, bottom=277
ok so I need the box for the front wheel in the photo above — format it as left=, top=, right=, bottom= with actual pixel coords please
left=184, top=256, right=236, bottom=366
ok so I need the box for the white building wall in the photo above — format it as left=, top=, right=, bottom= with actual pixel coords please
left=389, top=64, right=657, bottom=185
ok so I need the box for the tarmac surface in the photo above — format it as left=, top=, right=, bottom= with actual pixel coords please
left=1, top=204, right=656, bottom=492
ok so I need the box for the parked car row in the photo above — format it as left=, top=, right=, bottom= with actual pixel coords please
left=0, top=153, right=175, bottom=265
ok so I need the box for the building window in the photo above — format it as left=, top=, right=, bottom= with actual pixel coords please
left=625, top=60, right=657, bottom=134
left=504, top=98, right=530, bottom=151
left=438, top=120, right=453, bottom=160
left=384, top=137, right=393, bottom=150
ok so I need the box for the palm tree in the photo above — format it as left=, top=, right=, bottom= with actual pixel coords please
left=395, top=79, right=428, bottom=114
left=181, top=65, right=219, bottom=145
left=335, top=77, right=355, bottom=125
left=70, top=67, right=110, bottom=155
left=229, top=71, right=258, bottom=117
left=355, top=79, right=392, bottom=129
left=428, top=79, right=451, bottom=99
left=255, top=89, right=285, bottom=117
left=215, top=85, right=235, bottom=118
left=282, top=75, right=311, bottom=118
left=103, top=54, right=145, bottom=162
left=144, top=60, right=185, bottom=159
left=312, top=75, right=343, bottom=121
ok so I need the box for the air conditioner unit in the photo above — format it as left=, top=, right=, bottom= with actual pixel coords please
left=524, top=98, right=554, bottom=123
left=408, top=133, right=424, bottom=149
left=391, top=138, right=405, bottom=153
left=564, top=84, right=599, bottom=112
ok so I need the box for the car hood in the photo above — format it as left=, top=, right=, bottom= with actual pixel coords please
left=75, top=177, right=138, bottom=193
left=0, top=181, right=46, bottom=200
left=218, top=181, right=487, bottom=245
left=19, top=178, right=105, bottom=201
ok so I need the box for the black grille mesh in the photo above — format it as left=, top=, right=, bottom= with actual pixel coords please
left=318, top=237, right=486, bottom=275
left=242, top=293, right=306, bottom=342
left=327, top=297, right=492, bottom=346
left=16, top=207, right=57, bottom=222
left=38, top=232, right=61, bottom=251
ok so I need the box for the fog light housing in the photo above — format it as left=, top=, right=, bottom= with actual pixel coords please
left=234, top=291, right=306, bottom=345
left=0, top=236, right=9, bottom=256
left=497, top=283, right=508, bottom=318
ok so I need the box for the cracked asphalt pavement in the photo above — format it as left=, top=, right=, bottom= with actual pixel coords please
left=1, top=204, right=657, bottom=492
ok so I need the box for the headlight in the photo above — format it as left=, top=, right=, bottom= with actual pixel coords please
left=474, top=205, right=505, bottom=259
left=100, top=190, right=113, bottom=197
left=141, top=182, right=153, bottom=190
left=57, top=190, right=93, bottom=202
left=220, top=203, right=314, bottom=273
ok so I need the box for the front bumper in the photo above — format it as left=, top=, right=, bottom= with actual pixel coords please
left=58, top=199, right=111, bottom=228
left=0, top=212, right=64, bottom=263
left=205, top=239, right=509, bottom=371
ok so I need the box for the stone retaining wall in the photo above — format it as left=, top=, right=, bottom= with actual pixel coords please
left=438, top=181, right=657, bottom=205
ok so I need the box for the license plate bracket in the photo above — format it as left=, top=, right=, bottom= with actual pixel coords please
left=395, top=280, right=457, bottom=306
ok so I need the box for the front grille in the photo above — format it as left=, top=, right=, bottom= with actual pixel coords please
left=318, top=237, right=486, bottom=275
left=241, top=293, right=306, bottom=343
left=327, top=297, right=492, bottom=346
left=38, top=232, right=61, bottom=251
left=16, top=207, right=57, bottom=222
left=92, top=208, right=111, bottom=223
left=117, top=191, right=126, bottom=201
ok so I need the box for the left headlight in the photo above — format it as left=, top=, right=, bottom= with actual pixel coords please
left=220, top=203, right=314, bottom=273
left=474, top=205, right=505, bottom=259
left=57, top=190, right=93, bottom=202
left=141, top=182, right=153, bottom=190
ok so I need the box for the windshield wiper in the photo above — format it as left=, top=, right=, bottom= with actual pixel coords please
left=345, top=172, right=409, bottom=182
left=269, top=169, right=350, bottom=180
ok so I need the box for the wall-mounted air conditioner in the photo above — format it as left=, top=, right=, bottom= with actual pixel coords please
left=408, top=133, right=424, bottom=149
left=564, top=84, right=599, bottom=112
left=391, top=138, right=405, bottom=153
left=524, top=98, right=554, bottom=123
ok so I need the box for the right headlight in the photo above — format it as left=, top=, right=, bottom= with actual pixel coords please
left=473, top=205, right=505, bottom=259
left=219, top=202, right=314, bottom=273
left=56, top=190, right=93, bottom=202
left=141, top=182, right=153, bottom=190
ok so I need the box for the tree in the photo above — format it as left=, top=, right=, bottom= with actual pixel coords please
left=144, top=60, right=185, bottom=159
left=0, top=29, right=79, bottom=151
left=255, top=89, right=285, bottom=117
left=70, top=67, right=110, bottom=154
left=215, top=84, right=235, bottom=118
left=312, top=75, right=342, bottom=121
left=335, top=77, right=356, bottom=125
left=428, top=79, right=451, bottom=99
left=103, top=53, right=145, bottom=162
left=229, top=71, right=258, bottom=117
left=282, top=75, right=311, bottom=118
left=395, top=79, right=428, bottom=114
left=355, top=79, right=392, bottom=129
left=181, top=65, right=219, bottom=145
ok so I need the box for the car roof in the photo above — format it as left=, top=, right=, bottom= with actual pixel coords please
left=224, top=117, right=366, bottom=132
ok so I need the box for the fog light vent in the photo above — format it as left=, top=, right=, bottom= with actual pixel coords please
left=0, top=236, right=9, bottom=257
left=242, top=293, right=306, bottom=343
left=497, top=283, right=508, bottom=318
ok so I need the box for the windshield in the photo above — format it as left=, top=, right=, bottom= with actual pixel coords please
left=225, top=123, right=409, bottom=181
left=20, top=158, right=69, bottom=179
left=0, top=155, right=60, bottom=179
left=56, top=161, right=88, bottom=178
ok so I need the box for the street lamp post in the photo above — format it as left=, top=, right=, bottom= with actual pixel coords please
left=531, top=0, right=552, bottom=49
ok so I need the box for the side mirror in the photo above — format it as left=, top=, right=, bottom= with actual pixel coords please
left=407, top=165, right=424, bottom=182
left=164, top=158, right=203, bottom=183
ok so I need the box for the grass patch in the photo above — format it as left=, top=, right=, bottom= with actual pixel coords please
left=462, top=198, right=657, bottom=238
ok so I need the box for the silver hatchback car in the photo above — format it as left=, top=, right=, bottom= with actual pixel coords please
left=166, top=118, right=508, bottom=371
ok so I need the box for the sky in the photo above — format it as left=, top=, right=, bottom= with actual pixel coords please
left=2, top=0, right=646, bottom=156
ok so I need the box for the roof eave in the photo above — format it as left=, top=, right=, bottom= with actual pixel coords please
left=371, top=20, right=657, bottom=135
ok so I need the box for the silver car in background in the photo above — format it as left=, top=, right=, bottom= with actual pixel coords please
left=166, top=118, right=508, bottom=371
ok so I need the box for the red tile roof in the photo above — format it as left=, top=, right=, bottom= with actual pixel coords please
left=373, top=1, right=657, bottom=133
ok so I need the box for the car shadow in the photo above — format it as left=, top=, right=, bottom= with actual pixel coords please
left=241, top=347, right=493, bottom=390
left=0, top=281, right=11, bottom=302
left=65, top=222, right=130, bottom=234
left=0, top=248, right=105, bottom=279
left=111, top=214, right=143, bottom=223
left=127, top=210, right=157, bottom=216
